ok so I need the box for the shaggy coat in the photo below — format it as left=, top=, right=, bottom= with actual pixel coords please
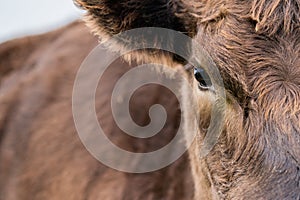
left=0, top=22, right=193, bottom=200
left=75, top=0, right=300, bottom=199
left=0, top=0, right=300, bottom=199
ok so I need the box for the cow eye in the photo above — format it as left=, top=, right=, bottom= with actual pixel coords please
left=194, top=67, right=212, bottom=90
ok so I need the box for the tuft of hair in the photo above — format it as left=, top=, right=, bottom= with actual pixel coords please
left=250, top=0, right=300, bottom=36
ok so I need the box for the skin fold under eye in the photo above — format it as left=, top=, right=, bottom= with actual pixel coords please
left=194, top=67, right=213, bottom=90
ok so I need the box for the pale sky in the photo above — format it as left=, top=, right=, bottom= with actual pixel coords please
left=0, top=0, right=85, bottom=43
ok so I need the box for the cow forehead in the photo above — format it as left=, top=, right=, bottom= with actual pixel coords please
left=190, top=0, right=300, bottom=107
left=184, top=0, right=300, bottom=36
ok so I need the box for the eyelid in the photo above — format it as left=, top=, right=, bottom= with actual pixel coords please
left=194, top=67, right=214, bottom=91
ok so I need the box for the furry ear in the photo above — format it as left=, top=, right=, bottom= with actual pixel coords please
left=75, top=0, right=197, bottom=38
left=74, top=0, right=197, bottom=64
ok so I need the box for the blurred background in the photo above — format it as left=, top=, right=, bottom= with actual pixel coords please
left=0, top=0, right=84, bottom=43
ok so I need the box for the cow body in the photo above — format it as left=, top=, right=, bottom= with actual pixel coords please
left=0, top=21, right=193, bottom=200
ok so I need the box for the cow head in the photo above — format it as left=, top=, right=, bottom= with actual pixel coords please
left=75, top=0, right=300, bottom=199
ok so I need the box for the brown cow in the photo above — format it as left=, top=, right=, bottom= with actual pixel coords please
left=1, top=0, right=300, bottom=200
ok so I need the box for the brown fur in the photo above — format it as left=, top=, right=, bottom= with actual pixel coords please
left=1, top=0, right=300, bottom=199
left=74, top=0, right=300, bottom=199
left=0, top=22, right=193, bottom=200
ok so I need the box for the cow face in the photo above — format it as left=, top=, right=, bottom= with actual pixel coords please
left=75, top=0, right=300, bottom=199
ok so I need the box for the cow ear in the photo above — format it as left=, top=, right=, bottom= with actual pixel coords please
left=74, top=0, right=197, bottom=63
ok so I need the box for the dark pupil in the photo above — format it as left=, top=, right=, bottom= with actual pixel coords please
left=194, top=68, right=212, bottom=89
